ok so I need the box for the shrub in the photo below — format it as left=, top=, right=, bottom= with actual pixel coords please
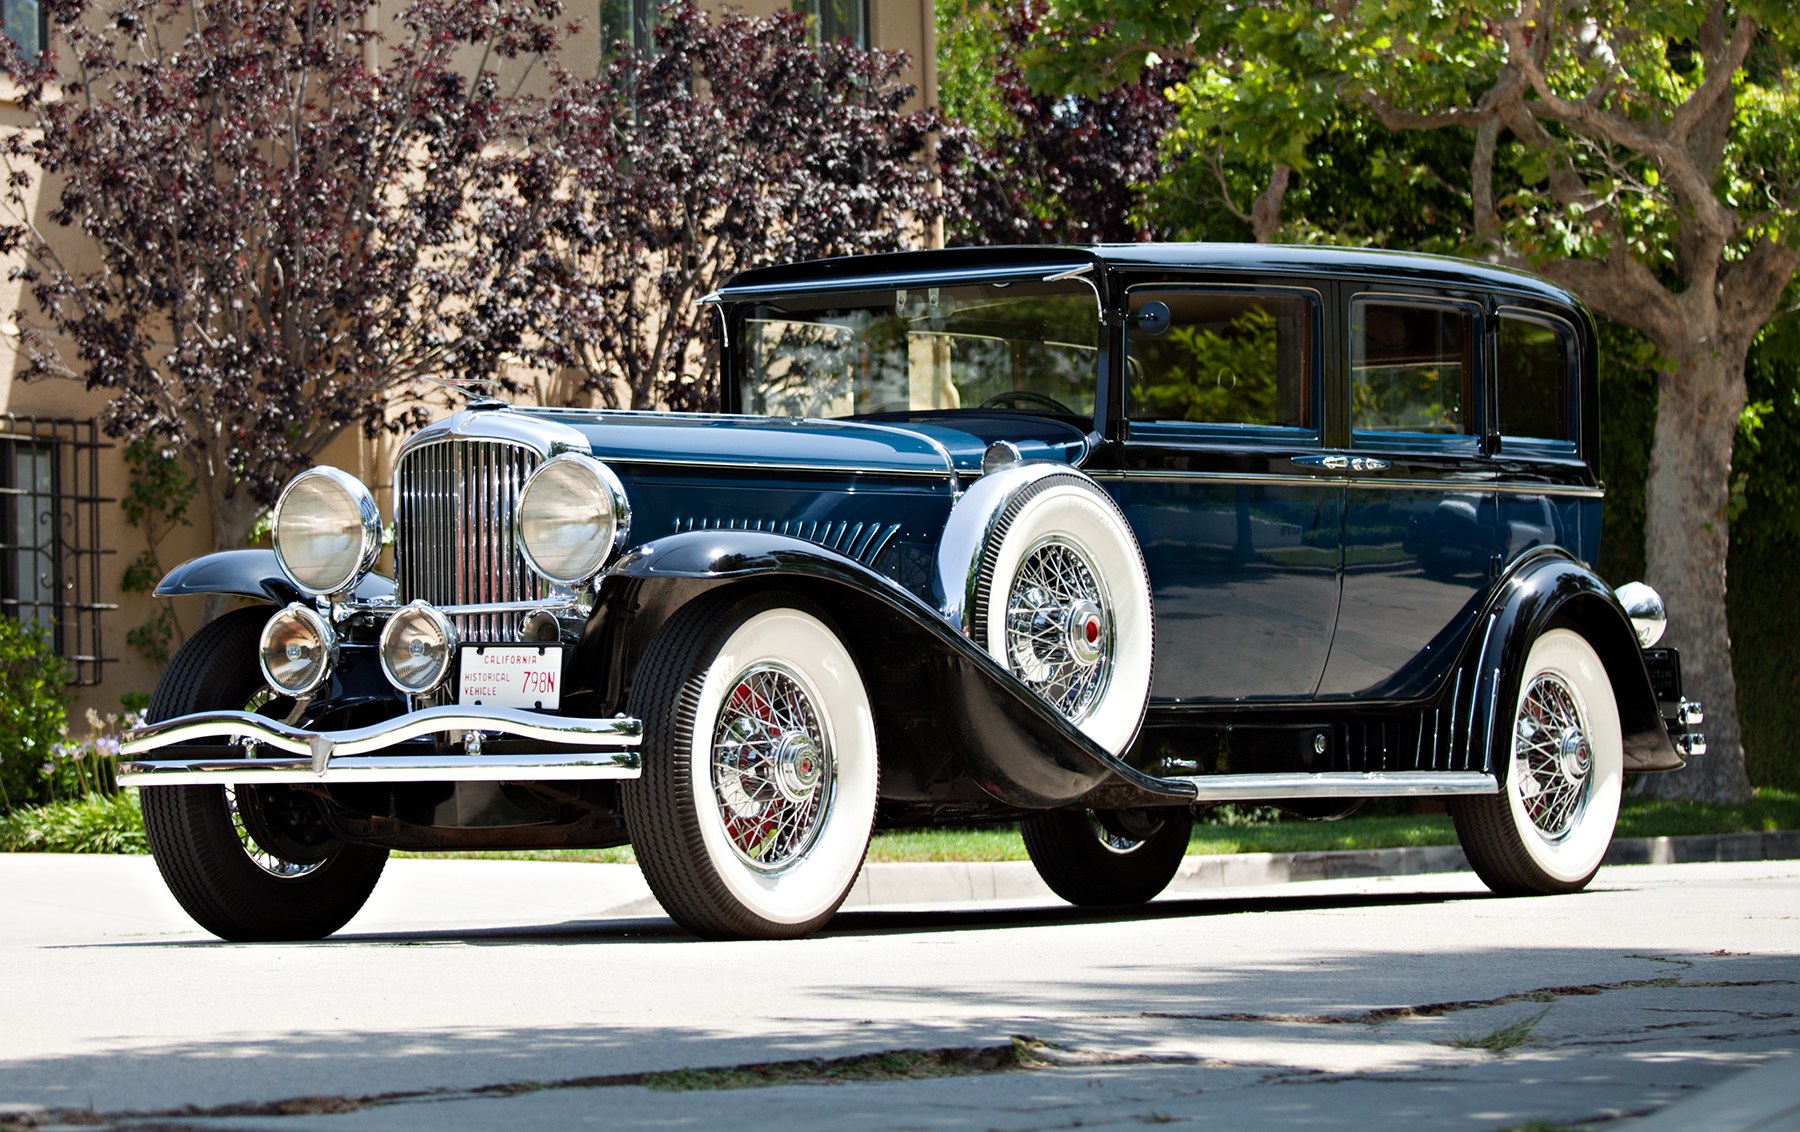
left=0, top=619, right=69, bottom=812
left=0, top=792, right=145, bottom=854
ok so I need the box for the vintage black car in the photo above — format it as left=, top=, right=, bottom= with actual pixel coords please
left=121, top=244, right=1704, bottom=940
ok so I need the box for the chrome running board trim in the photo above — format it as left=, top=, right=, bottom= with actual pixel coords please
left=118, top=706, right=642, bottom=786
left=1168, top=771, right=1498, bottom=801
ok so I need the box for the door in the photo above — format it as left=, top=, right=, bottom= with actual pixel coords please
left=1107, top=284, right=1343, bottom=703
left=1319, top=292, right=1499, bottom=700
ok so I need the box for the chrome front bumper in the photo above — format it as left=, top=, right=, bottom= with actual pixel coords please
left=117, top=706, right=642, bottom=787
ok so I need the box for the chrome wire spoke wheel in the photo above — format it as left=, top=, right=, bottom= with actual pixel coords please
left=1004, top=536, right=1113, bottom=723
left=1512, top=671, right=1592, bottom=842
left=228, top=686, right=324, bottom=879
left=710, top=663, right=836, bottom=872
left=225, top=786, right=325, bottom=879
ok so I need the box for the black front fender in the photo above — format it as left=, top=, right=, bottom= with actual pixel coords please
left=594, top=530, right=1192, bottom=810
left=155, top=549, right=396, bottom=606
left=1467, top=549, right=1681, bottom=774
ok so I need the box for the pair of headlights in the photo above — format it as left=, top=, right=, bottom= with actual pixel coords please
left=270, top=454, right=631, bottom=598
left=258, top=453, right=630, bottom=698
left=257, top=600, right=458, bottom=699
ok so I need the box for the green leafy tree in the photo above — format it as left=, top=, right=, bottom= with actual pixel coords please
left=1027, top=0, right=1800, bottom=802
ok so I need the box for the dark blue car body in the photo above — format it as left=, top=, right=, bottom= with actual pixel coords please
left=123, top=244, right=1701, bottom=940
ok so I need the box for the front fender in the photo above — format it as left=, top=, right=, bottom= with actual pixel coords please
left=1466, top=549, right=1681, bottom=774
left=155, top=549, right=396, bottom=605
left=600, top=529, right=1191, bottom=810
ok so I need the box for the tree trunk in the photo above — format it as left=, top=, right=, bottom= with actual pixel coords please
left=197, top=477, right=271, bottom=627
left=1637, top=344, right=1753, bottom=803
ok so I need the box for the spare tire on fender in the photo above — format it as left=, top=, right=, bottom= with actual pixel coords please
left=966, top=472, right=1154, bottom=755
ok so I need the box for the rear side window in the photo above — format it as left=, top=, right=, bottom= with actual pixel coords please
left=1351, top=298, right=1479, bottom=439
left=1497, top=312, right=1576, bottom=446
left=1126, top=289, right=1316, bottom=432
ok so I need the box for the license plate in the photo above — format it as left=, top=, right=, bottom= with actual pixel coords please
left=458, top=646, right=563, bottom=709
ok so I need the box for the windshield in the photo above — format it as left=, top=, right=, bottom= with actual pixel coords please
left=734, top=279, right=1100, bottom=420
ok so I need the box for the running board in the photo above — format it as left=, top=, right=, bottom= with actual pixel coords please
left=1167, top=771, right=1498, bottom=802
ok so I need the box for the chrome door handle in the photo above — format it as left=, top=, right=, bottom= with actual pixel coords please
left=1290, top=455, right=1390, bottom=473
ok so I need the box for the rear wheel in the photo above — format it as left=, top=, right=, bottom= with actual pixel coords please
left=622, top=592, right=878, bottom=939
left=139, top=607, right=388, bottom=941
left=1021, top=807, right=1193, bottom=906
left=1450, top=628, right=1623, bottom=895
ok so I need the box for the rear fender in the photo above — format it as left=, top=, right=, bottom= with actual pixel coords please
left=1463, top=549, right=1680, bottom=775
left=587, top=530, right=1191, bottom=810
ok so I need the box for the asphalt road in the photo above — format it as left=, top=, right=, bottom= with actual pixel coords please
left=3, top=853, right=1798, bottom=1131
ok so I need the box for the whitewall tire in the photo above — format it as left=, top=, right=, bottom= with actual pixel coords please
left=623, top=591, right=878, bottom=939
left=1451, top=628, right=1623, bottom=894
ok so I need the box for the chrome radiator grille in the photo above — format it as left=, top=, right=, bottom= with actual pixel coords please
left=395, top=438, right=549, bottom=643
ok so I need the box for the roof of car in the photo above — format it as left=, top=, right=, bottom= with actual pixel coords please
left=720, top=243, right=1580, bottom=308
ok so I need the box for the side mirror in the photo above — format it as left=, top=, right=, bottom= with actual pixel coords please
left=1131, top=300, right=1171, bottom=337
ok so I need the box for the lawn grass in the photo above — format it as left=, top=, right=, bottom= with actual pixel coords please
left=5, top=788, right=1797, bottom=863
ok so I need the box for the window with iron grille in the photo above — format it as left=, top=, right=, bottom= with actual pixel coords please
left=0, top=417, right=115, bottom=685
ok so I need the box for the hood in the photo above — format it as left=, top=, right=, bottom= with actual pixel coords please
left=515, top=408, right=1090, bottom=477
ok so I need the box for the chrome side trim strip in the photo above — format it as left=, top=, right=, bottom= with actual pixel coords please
left=1348, top=478, right=1601, bottom=498
left=1167, top=771, right=1498, bottom=801
left=1089, top=469, right=1603, bottom=498
left=119, top=706, right=643, bottom=785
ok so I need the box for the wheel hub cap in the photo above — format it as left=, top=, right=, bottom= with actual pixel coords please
left=1556, top=728, right=1591, bottom=781
left=1064, top=599, right=1106, bottom=668
left=1513, top=672, right=1593, bottom=842
left=710, top=665, right=836, bottom=871
left=773, top=732, right=823, bottom=802
left=1003, top=538, right=1114, bottom=723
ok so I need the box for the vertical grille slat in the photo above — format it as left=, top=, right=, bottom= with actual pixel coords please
left=395, top=438, right=547, bottom=644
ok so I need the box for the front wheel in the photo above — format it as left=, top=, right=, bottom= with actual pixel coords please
left=1450, top=628, right=1623, bottom=895
left=139, top=607, right=388, bottom=942
left=1021, top=807, right=1193, bottom=906
left=622, top=592, right=878, bottom=939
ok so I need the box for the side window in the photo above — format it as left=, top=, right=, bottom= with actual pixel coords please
left=1497, top=312, right=1576, bottom=446
left=1351, top=299, right=1479, bottom=440
left=793, top=0, right=868, bottom=47
left=3, top=0, right=42, bottom=60
left=1126, top=289, right=1316, bottom=432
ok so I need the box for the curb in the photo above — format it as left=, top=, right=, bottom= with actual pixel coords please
left=839, top=830, right=1800, bottom=908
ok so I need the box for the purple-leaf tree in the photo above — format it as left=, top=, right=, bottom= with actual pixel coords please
left=937, top=0, right=1184, bottom=245
left=0, top=0, right=568, bottom=556
left=542, top=2, right=955, bottom=411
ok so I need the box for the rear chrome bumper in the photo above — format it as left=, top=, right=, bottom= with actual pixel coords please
left=117, top=706, right=642, bottom=786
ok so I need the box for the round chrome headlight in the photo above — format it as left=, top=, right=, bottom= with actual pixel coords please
left=516, top=453, right=631, bottom=586
left=272, top=467, right=382, bottom=597
left=258, top=604, right=337, bottom=697
left=379, top=601, right=459, bottom=696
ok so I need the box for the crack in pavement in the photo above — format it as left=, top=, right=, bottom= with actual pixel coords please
left=1139, top=975, right=1796, bottom=1028
left=1, top=1037, right=1218, bottom=1131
